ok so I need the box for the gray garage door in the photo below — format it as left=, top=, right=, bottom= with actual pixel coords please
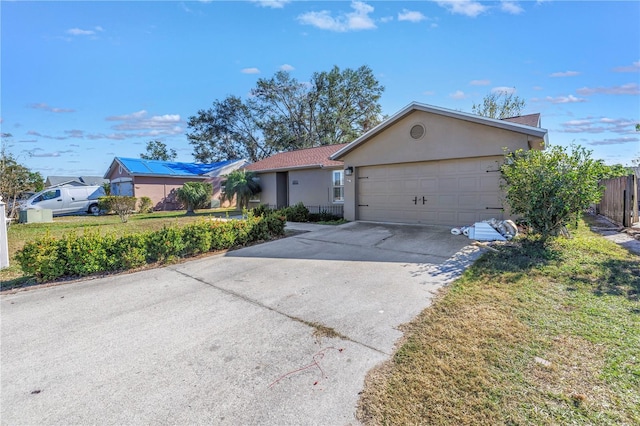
left=357, top=156, right=505, bottom=226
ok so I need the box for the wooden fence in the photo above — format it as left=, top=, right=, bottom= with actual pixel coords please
left=596, top=174, right=639, bottom=227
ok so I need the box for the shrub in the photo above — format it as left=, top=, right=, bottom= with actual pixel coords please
left=15, top=232, right=65, bottom=282
left=252, top=204, right=273, bottom=217
left=146, top=225, right=185, bottom=262
left=280, top=202, right=309, bottom=222
left=176, top=182, right=212, bottom=215
left=182, top=221, right=213, bottom=256
left=14, top=214, right=287, bottom=283
left=138, top=196, right=154, bottom=213
left=501, top=145, right=607, bottom=240
left=309, top=210, right=341, bottom=222
left=108, top=233, right=148, bottom=270
left=98, top=196, right=137, bottom=223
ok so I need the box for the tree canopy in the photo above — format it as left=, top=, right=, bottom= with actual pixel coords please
left=472, top=90, right=525, bottom=119
left=1, top=135, right=44, bottom=217
left=187, top=65, right=385, bottom=163
left=140, top=140, right=177, bottom=161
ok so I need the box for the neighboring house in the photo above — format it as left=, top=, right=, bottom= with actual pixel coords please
left=329, top=102, right=548, bottom=226
left=45, top=176, right=109, bottom=188
left=103, top=157, right=248, bottom=210
left=244, top=144, right=348, bottom=214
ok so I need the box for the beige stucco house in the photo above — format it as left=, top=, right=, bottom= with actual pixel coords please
left=330, top=102, right=548, bottom=226
left=244, top=144, right=348, bottom=215
left=104, top=157, right=248, bottom=210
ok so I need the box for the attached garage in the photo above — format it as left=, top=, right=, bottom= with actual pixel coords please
left=332, top=103, right=548, bottom=227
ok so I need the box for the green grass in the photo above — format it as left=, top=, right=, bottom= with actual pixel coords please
left=358, top=217, right=640, bottom=425
left=1, top=208, right=240, bottom=286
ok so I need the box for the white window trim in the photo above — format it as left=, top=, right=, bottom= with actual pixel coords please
left=332, top=170, right=344, bottom=204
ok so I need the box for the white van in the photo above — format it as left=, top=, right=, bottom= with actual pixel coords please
left=20, top=186, right=106, bottom=216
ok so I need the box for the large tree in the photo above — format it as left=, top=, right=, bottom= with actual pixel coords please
left=187, top=65, right=384, bottom=163
left=140, top=140, right=177, bottom=161
left=1, top=135, right=44, bottom=217
left=472, top=90, right=525, bottom=119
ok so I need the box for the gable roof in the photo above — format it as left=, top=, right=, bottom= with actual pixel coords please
left=104, top=157, right=247, bottom=179
left=331, top=102, right=548, bottom=160
left=46, top=176, right=109, bottom=187
left=245, top=144, right=347, bottom=173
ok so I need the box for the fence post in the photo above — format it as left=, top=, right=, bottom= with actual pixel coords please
left=0, top=196, right=9, bottom=269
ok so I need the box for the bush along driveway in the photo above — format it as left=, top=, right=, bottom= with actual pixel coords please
left=13, top=212, right=285, bottom=284
left=357, top=217, right=640, bottom=425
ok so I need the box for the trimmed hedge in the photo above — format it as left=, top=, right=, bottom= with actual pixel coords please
left=15, top=212, right=286, bottom=283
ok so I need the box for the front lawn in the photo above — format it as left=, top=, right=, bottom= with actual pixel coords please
left=1, top=209, right=240, bottom=286
left=358, top=216, right=639, bottom=425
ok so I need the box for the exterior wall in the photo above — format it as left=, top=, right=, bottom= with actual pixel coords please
left=288, top=168, right=338, bottom=207
left=252, top=173, right=278, bottom=207
left=252, top=168, right=341, bottom=209
left=341, top=111, right=532, bottom=222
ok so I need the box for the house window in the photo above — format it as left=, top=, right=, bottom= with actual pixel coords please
left=332, top=170, right=344, bottom=203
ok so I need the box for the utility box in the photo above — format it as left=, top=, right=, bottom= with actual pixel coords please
left=19, top=209, right=53, bottom=224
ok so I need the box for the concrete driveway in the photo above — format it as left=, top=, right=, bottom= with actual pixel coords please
left=1, top=221, right=481, bottom=425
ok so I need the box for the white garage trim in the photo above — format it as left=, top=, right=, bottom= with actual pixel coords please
left=356, top=156, right=505, bottom=226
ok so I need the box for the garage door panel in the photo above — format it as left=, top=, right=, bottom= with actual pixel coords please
left=357, top=157, right=504, bottom=226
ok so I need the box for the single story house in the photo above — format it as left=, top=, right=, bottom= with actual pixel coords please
left=103, top=157, right=248, bottom=210
left=331, top=102, right=548, bottom=226
left=244, top=144, right=348, bottom=215
left=45, top=176, right=109, bottom=188
left=246, top=102, right=548, bottom=226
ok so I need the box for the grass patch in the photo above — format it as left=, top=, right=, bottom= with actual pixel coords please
left=1, top=209, right=240, bottom=285
left=358, top=217, right=640, bottom=425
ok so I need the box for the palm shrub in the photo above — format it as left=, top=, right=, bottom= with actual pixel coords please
left=176, top=182, right=212, bottom=215
left=221, top=170, right=261, bottom=210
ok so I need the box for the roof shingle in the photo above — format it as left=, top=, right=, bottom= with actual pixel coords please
left=245, top=144, right=347, bottom=172
left=501, top=113, right=541, bottom=127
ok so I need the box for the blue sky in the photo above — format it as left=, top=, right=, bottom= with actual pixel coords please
left=2, top=0, right=639, bottom=178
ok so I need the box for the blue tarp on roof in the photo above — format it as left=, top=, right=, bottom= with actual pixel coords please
left=116, top=158, right=238, bottom=177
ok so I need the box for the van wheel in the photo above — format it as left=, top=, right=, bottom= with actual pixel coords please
left=88, top=204, right=100, bottom=215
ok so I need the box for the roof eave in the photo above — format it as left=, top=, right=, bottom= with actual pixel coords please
left=248, top=163, right=342, bottom=173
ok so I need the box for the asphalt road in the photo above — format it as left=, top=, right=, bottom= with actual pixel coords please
left=1, top=222, right=480, bottom=425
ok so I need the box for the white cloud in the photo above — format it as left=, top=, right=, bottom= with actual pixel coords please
left=576, top=83, right=639, bottom=96
left=423, top=90, right=436, bottom=96
left=241, top=67, right=261, bottom=74
left=501, top=1, right=524, bottom=14
left=297, top=1, right=376, bottom=32
left=380, top=16, right=394, bottom=23
left=589, top=137, right=639, bottom=146
left=251, top=0, right=290, bottom=8
left=612, top=61, right=640, bottom=73
left=549, top=70, right=580, bottom=77
left=449, top=90, right=467, bottom=99
left=29, top=103, right=75, bottom=113
left=67, top=28, right=95, bottom=36
left=559, top=117, right=636, bottom=134
left=279, top=64, right=295, bottom=71
left=538, top=95, right=587, bottom=104
left=398, top=9, right=426, bottom=23
left=105, top=110, right=183, bottom=135
left=491, top=86, right=517, bottom=95
left=434, top=0, right=487, bottom=18
left=470, top=79, right=490, bottom=86
left=66, top=26, right=103, bottom=36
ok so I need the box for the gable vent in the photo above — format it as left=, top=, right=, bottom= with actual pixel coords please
left=410, top=124, right=425, bottom=139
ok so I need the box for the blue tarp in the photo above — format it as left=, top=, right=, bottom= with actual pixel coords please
left=116, top=158, right=238, bottom=177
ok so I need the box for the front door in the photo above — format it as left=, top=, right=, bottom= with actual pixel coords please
left=276, top=172, right=288, bottom=209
